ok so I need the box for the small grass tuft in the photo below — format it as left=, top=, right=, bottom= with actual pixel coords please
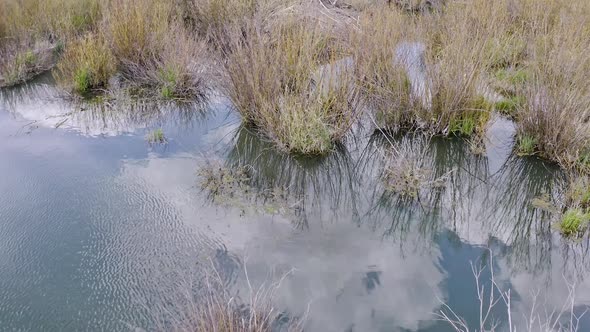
left=494, top=96, right=524, bottom=115
left=146, top=128, right=167, bottom=144
left=381, top=135, right=447, bottom=200
left=558, top=208, right=590, bottom=238
left=516, top=135, right=537, bottom=156
left=566, top=177, right=590, bottom=211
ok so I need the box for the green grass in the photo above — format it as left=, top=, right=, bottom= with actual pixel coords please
left=495, top=68, right=530, bottom=86
left=559, top=209, right=590, bottom=237
left=73, top=68, right=92, bottom=94
left=567, top=177, right=590, bottom=210
left=448, top=110, right=490, bottom=137
left=54, top=34, right=116, bottom=94
left=146, top=128, right=167, bottom=144
left=158, top=66, right=179, bottom=99
left=449, top=115, right=477, bottom=137
left=516, top=135, right=537, bottom=156
left=495, top=96, right=524, bottom=115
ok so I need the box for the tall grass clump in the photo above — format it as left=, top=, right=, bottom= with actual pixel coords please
left=116, top=24, right=209, bottom=101
left=355, top=1, right=498, bottom=138
left=54, top=34, right=116, bottom=95
left=104, top=0, right=208, bottom=99
left=221, top=18, right=361, bottom=155
left=514, top=6, right=590, bottom=172
left=352, top=6, right=414, bottom=129
left=0, top=0, right=101, bottom=87
left=48, top=0, right=209, bottom=99
left=416, top=0, right=501, bottom=137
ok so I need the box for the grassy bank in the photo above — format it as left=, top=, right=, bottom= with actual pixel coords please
left=1, top=0, right=589, bottom=163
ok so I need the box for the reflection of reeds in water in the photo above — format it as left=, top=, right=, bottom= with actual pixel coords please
left=492, top=155, right=564, bottom=274
left=558, top=238, right=590, bottom=281
left=360, top=133, right=441, bottom=247
left=429, top=136, right=492, bottom=231
left=224, top=126, right=360, bottom=228
left=360, top=132, right=492, bottom=249
left=0, top=77, right=208, bottom=135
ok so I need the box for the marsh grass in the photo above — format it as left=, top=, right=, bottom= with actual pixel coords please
left=221, top=18, right=361, bottom=154
left=512, top=0, right=590, bottom=173
left=516, top=48, right=590, bottom=171
left=418, top=1, right=499, bottom=137
left=0, top=0, right=101, bottom=87
left=352, top=6, right=414, bottom=129
left=0, top=0, right=101, bottom=41
left=0, top=42, right=55, bottom=87
left=118, top=25, right=209, bottom=101
left=54, top=34, right=116, bottom=95
left=354, top=1, right=497, bottom=138
left=558, top=209, right=590, bottom=238
left=178, top=0, right=279, bottom=42
left=380, top=134, right=448, bottom=200
left=3, top=0, right=590, bottom=168
left=146, top=128, right=167, bottom=144
left=44, top=0, right=209, bottom=99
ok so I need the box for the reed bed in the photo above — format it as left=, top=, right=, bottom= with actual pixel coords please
left=514, top=4, right=590, bottom=172
left=1, top=0, right=589, bottom=161
left=220, top=17, right=361, bottom=154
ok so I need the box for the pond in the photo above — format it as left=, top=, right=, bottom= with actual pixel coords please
left=1, top=75, right=590, bottom=331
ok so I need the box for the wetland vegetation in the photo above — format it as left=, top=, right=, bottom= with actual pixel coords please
left=1, top=0, right=590, bottom=331
left=2, top=0, right=588, bottom=164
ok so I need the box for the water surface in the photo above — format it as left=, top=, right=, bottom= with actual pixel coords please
left=1, top=77, right=589, bottom=331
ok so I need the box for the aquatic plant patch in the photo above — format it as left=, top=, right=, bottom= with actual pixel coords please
left=198, top=163, right=302, bottom=218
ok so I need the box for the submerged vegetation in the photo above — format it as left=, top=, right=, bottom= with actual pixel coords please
left=145, top=128, right=167, bottom=144
left=380, top=135, right=448, bottom=200
left=198, top=161, right=302, bottom=218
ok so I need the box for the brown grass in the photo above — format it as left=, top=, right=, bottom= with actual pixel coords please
left=2, top=0, right=590, bottom=162
left=154, top=261, right=304, bottom=332
left=220, top=17, right=361, bottom=154
left=352, top=6, right=414, bottom=129
left=178, top=0, right=279, bottom=41
left=0, top=0, right=101, bottom=87
left=45, top=0, right=208, bottom=99
left=514, top=0, right=590, bottom=172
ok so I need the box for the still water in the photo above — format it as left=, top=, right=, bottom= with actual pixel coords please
left=1, top=76, right=589, bottom=331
